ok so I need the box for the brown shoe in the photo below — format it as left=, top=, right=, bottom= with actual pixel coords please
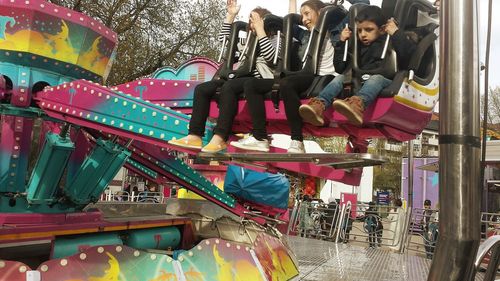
left=332, top=96, right=364, bottom=126
left=299, top=98, right=326, bottom=126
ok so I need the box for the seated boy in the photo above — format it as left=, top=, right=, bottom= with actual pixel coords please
left=299, top=5, right=417, bottom=126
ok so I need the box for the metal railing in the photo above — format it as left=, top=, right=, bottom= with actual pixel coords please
left=345, top=203, right=405, bottom=249
left=405, top=208, right=439, bottom=259
left=288, top=201, right=340, bottom=240
left=288, top=202, right=405, bottom=248
left=474, top=235, right=500, bottom=281
left=99, top=190, right=165, bottom=203
left=481, top=212, right=500, bottom=240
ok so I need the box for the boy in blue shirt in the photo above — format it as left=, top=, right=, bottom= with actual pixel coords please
left=299, top=5, right=417, bottom=126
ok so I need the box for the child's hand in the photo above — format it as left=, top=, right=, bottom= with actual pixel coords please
left=226, top=0, right=241, bottom=17
left=384, top=18, right=399, bottom=36
left=340, top=26, right=351, bottom=42
left=250, top=12, right=266, bottom=37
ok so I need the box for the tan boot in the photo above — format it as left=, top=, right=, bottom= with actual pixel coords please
left=299, top=98, right=326, bottom=126
left=332, top=96, right=364, bottom=126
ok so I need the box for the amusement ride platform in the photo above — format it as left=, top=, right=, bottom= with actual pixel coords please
left=286, top=236, right=488, bottom=281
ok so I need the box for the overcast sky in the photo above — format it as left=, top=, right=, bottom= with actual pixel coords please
left=236, top=0, right=499, bottom=89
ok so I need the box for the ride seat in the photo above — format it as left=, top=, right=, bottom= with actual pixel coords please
left=271, top=5, right=348, bottom=103
left=330, top=0, right=439, bottom=138
left=378, top=22, right=439, bottom=97
left=211, top=15, right=283, bottom=102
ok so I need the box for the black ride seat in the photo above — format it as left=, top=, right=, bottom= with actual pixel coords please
left=347, top=0, right=438, bottom=99
left=212, top=15, right=283, bottom=102
left=269, top=5, right=349, bottom=109
left=211, top=5, right=350, bottom=108
left=376, top=0, right=439, bottom=97
left=348, top=3, right=398, bottom=97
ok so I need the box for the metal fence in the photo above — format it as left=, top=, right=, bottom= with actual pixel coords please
left=476, top=212, right=500, bottom=274
left=405, top=208, right=439, bottom=259
left=481, top=212, right=500, bottom=240
left=99, top=190, right=165, bottom=203
left=288, top=202, right=405, bottom=248
left=290, top=202, right=500, bottom=264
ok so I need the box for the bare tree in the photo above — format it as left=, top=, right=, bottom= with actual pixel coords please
left=308, top=136, right=347, bottom=153
left=47, top=0, right=224, bottom=85
left=370, top=139, right=403, bottom=195
left=481, top=87, right=500, bottom=124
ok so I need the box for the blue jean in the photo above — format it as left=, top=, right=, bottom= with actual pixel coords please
left=357, top=74, right=392, bottom=108
left=316, top=74, right=346, bottom=108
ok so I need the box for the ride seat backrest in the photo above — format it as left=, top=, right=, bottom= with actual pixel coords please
left=275, top=6, right=347, bottom=103
left=281, top=13, right=303, bottom=73
left=212, top=15, right=283, bottom=102
left=408, top=23, right=438, bottom=80
left=267, top=6, right=347, bottom=110
left=213, top=21, right=248, bottom=81
left=378, top=24, right=438, bottom=97
left=220, top=15, right=283, bottom=81
left=380, top=0, right=397, bottom=19
left=393, top=0, right=437, bottom=29
left=281, top=5, right=348, bottom=77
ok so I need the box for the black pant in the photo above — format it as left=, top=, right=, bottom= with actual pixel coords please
left=280, top=74, right=316, bottom=141
left=188, top=80, right=224, bottom=137
left=188, top=77, right=253, bottom=140
left=244, top=78, right=275, bottom=140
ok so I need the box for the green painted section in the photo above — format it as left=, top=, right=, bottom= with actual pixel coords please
left=126, top=158, right=158, bottom=179
left=64, top=138, right=130, bottom=205
left=52, top=233, right=123, bottom=259
left=78, top=88, right=215, bottom=146
left=0, top=196, right=78, bottom=213
left=27, top=132, right=75, bottom=204
left=0, top=104, right=63, bottom=122
left=124, top=227, right=181, bottom=250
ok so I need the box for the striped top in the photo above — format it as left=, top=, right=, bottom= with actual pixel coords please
left=218, top=22, right=279, bottom=79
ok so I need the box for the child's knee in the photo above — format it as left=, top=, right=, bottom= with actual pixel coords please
left=333, top=74, right=346, bottom=83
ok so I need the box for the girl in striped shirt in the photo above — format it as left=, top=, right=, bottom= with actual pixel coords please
left=169, top=0, right=279, bottom=153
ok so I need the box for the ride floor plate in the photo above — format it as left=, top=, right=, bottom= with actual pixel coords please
left=198, top=152, right=387, bottom=169
left=286, top=235, right=486, bottom=281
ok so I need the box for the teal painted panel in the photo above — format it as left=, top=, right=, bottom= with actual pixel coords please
left=125, top=227, right=181, bottom=250
left=65, top=139, right=130, bottom=205
left=52, top=233, right=123, bottom=259
left=27, top=133, right=75, bottom=204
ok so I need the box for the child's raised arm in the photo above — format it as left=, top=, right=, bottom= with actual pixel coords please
left=340, top=25, right=352, bottom=42
left=218, top=0, right=241, bottom=41
left=333, top=26, right=352, bottom=73
left=384, top=18, right=399, bottom=36
left=225, top=0, right=241, bottom=24
left=385, top=18, right=417, bottom=69
left=251, top=12, right=279, bottom=64
left=289, top=0, right=297, bottom=14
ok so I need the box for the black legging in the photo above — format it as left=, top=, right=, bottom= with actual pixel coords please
left=188, top=80, right=224, bottom=137
left=244, top=78, right=275, bottom=140
left=188, top=77, right=254, bottom=140
left=280, top=74, right=316, bottom=141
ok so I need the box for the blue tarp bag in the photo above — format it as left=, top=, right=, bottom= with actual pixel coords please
left=223, top=165, right=290, bottom=210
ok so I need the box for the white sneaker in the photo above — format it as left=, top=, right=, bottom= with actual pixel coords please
left=230, top=136, right=270, bottom=152
left=288, top=140, right=305, bottom=153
